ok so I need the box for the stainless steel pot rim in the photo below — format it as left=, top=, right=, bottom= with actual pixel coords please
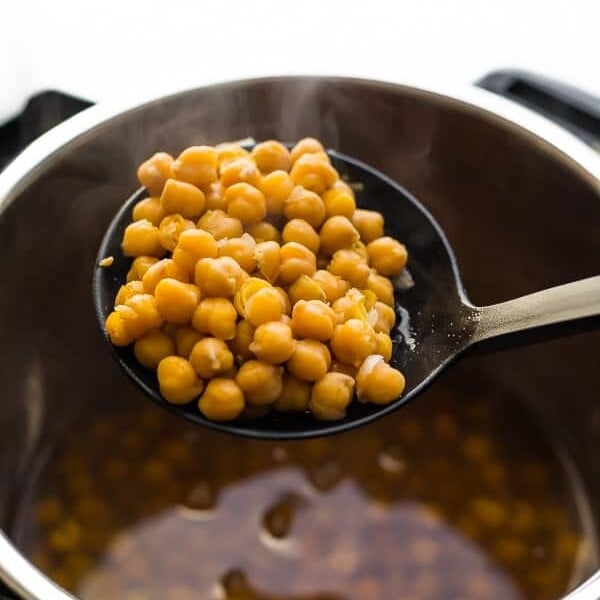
left=0, top=75, right=599, bottom=600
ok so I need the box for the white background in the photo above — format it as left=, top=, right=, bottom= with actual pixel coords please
left=2, top=0, right=600, bottom=122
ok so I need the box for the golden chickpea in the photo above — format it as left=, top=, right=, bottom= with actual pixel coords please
left=375, top=332, right=393, bottom=361
left=292, top=300, right=336, bottom=341
left=331, top=318, right=377, bottom=366
left=290, top=152, right=338, bottom=194
left=126, top=293, right=163, bottom=334
left=249, top=321, right=295, bottom=364
left=220, top=157, right=261, bottom=188
left=105, top=308, right=137, bottom=346
left=132, top=196, right=165, bottom=226
left=278, top=242, right=317, bottom=285
left=197, top=209, right=243, bottom=240
left=137, top=152, right=174, bottom=196
left=203, top=181, right=227, bottom=211
left=288, top=275, right=326, bottom=304
left=189, top=337, right=234, bottom=379
left=251, top=140, right=292, bottom=173
left=274, top=374, right=311, bottom=412
left=319, top=216, right=360, bottom=256
left=218, top=233, right=257, bottom=273
left=172, top=145, right=218, bottom=187
left=287, top=339, right=331, bottom=382
left=352, top=209, right=384, bottom=243
left=126, top=256, right=158, bottom=282
left=290, top=137, right=325, bottom=163
left=228, top=319, right=255, bottom=363
left=154, top=279, right=201, bottom=324
left=215, top=142, right=250, bottom=167
left=373, top=301, right=396, bottom=334
left=367, top=237, right=408, bottom=276
left=254, top=241, right=281, bottom=282
left=245, top=287, right=286, bottom=327
left=225, top=182, right=267, bottom=225
left=198, top=378, right=245, bottom=421
left=159, top=178, right=205, bottom=219
left=246, top=221, right=281, bottom=243
left=322, top=187, right=356, bottom=219
left=274, top=287, right=291, bottom=315
left=134, top=330, right=176, bottom=369
left=355, top=355, right=405, bottom=404
left=234, top=277, right=270, bottom=314
left=328, top=249, right=370, bottom=288
left=158, top=214, right=195, bottom=252
left=312, top=269, right=349, bottom=303
left=194, top=256, right=246, bottom=298
left=158, top=356, right=204, bottom=404
left=330, top=361, right=357, bottom=378
left=260, top=170, right=294, bottom=214
left=191, top=298, right=237, bottom=340
left=236, top=360, right=283, bottom=405
left=115, top=280, right=145, bottom=306
left=366, top=270, right=394, bottom=306
left=121, top=219, right=165, bottom=258
left=142, top=258, right=189, bottom=294
left=172, top=228, right=219, bottom=275
left=282, top=219, right=320, bottom=254
left=284, top=186, right=326, bottom=228
left=174, top=326, right=203, bottom=358
left=309, top=373, right=355, bottom=420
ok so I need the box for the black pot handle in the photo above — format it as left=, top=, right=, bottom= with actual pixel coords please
left=476, top=69, right=600, bottom=151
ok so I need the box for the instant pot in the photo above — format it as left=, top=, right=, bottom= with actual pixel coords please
left=0, top=72, right=599, bottom=600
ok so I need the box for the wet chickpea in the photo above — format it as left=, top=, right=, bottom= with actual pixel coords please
left=249, top=321, right=295, bottom=364
left=174, top=326, right=203, bottom=358
left=274, top=374, right=311, bottom=412
left=236, top=360, right=283, bottom=405
left=287, top=340, right=331, bottom=382
left=224, top=182, right=266, bottom=225
left=191, top=297, right=237, bottom=340
left=288, top=275, right=326, bottom=304
left=245, top=287, right=286, bottom=327
left=322, top=187, right=356, bottom=219
left=352, top=209, right=384, bottom=243
left=356, top=355, right=405, bottom=404
left=246, top=221, right=280, bottom=243
left=218, top=233, right=256, bottom=273
left=172, top=146, right=218, bottom=188
left=154, top=279, right=201, bottom=324
left=126, top=256, right=158, bottom=282
left=292, top=300, right=336, bottom=341
left=319, top=216, right=360, bottom=256
left=220, top=157, right=261, bottom=188
left=159, top=179, right=205, bottom=219
left=142, top=258, right=189, bottom=294
left=137, top=152, right=174, bottom=196
left=194, top=257, right=246, bottom=298
left=290, top=137, right=325, bottom=163
left=134, top=330, right=176, bottom=369
left=115, top=280, right=145, bottom=306
left=331, top=318, right=377, bottom=366
left=312, top=269, right=349, bottom=302
left=132, top=197, right=165, bottom=226
left=282, top=219, right=320, bottom=254
left=366, top=270, right=394, bottom=306
left=197, top=209, right=243, bottom=240
left=372, top=301, right=396, bottom=334
left=328, top=249, right=370, bottom=288
left=158, top=214, right=195, bottom=252
left=157, top=356, right=204, bottom=404
left=189, top=338, right=234, bottom=379
left=278, top=242, right=316, bottom=285
left=253, top=241, right=281, bottom=282
left=367, top=237, right=408, bottom=276
left=198, top=378, right=245, bottom=421
left=215, top=142, right=249, bottom=167
left=251, top=140, right=291, bottom=173
left=290, top=152, right=338, bottom=195
left=172, top=229, right=219, bottom=275
left=203, top=181, right=227, bottom=211
left=310, top=373, right=355, bottom=420
left=260, top=170, right=294, bottom=215
left=122, top=219, right=165, bottom=258
left=284, top=186, right=326, bottom=228
left=228, top=319, right=255, bottom=363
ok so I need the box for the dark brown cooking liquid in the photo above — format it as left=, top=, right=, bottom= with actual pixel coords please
left=14, top=387, right=587, bottom=600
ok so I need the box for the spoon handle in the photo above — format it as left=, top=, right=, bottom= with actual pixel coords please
left=472, top=276, right=600, bottom=343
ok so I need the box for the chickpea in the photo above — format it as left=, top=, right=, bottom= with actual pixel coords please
left=203, top=181, right=227, bottom=211
left=278, top=242, right=316, bottom=285
left=246, top=221, right=281, bottom=243
left=215, top=142, right=250, bottom=167
left=260, top=170, right=294, bottom=214
left=189, top=338, right=234, bottom=379
left=220, top=157, right=261, bottom=188
left=132, top=196, right=165, bottom=226
left=352, top=209, right=384, bottom=243
left=366, top=270, right=394, bottom=306
left=249, top=321, right=295, bottom=364
left=105, top=307, right=138, bottom=346
left=274, top=374, right=311, bottom=412
left=290, top=137, right=325, bottom=163
left=245, top=287, right=286, bottom=327
left=322, top=187, right=356, bottom=219
left=330, top=361, right=357, bottom=378
left=172, top=145, right=218, bottom=187
left=225, top=182, right=267, bottom=225
left=228, top=319, right=256, bottom=363
left=198, top=378, right=245, bottom=421
left=254, top=241, right=281, bottom=282
left=234, top=277, right=270, bottom=315
left=309, top=373, right=355, bottom=420
left=282, top=219, right=320, bottom=254
left=287, top=339, right=331, bottom=382
left=319, top=216, right=360, bottom=256
left=292, top=300, right=336, bottom=341
left=134, top=329, right=176, bottom=369
left=367, top=237, right=408, bottom=276
left=290, top=153, right=338, bottom=195
left=121, top=219, right=165, bottom=258
left=197, top=209, right=243, bottom=240
left=172, top=228, right=219, bottom=275
left=236, top=360, right=283, bottom=405
left=331, top=318, right=377, bottom=366
left=126, top=293, right=163, bottom=334
left=218, top=233, right=257, bottom=273
left=126, top=256, right=158, bottom=282
left=328, top=249, right=370, bottom=288
left=375, top=332, right=393, bottom=361
left=159, top=178, right=205, bottom=219
left=158, top=214, right=195, bottom=252
left=312, top=270, right=349, bottom=303
left=274, top=287, right=291, bottom=315
left=142, top=258, right=189, bottom=294
left=174, top=326, right=203, bottom=358
left=191, top=298, right=237, bottom=340
left=288, top=275, right=326, bottom=304
left=284, top=186, right=326, bottom=228
left=355, top=355, right=405, bottom=404
left=158, top=356, right=204, bottom=404
left=194, top=256, right=246, bottom=298
left=115, top=280, right=145, bottom=306
left=251, top=140, right=292, bottom=173
left=154, top=279, right=201, bottom=323
left=372, top=301, right=396, bottom=334
left=137, top=152, right=174, bottom=196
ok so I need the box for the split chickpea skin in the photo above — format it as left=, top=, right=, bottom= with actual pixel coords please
left=105, top=138, right=409, bottom=422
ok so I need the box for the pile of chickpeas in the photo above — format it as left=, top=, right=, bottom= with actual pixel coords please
left=104, top=138, right=408, bottom=422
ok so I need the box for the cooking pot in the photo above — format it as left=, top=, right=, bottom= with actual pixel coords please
left=0, top=74, right=599, bottom=600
